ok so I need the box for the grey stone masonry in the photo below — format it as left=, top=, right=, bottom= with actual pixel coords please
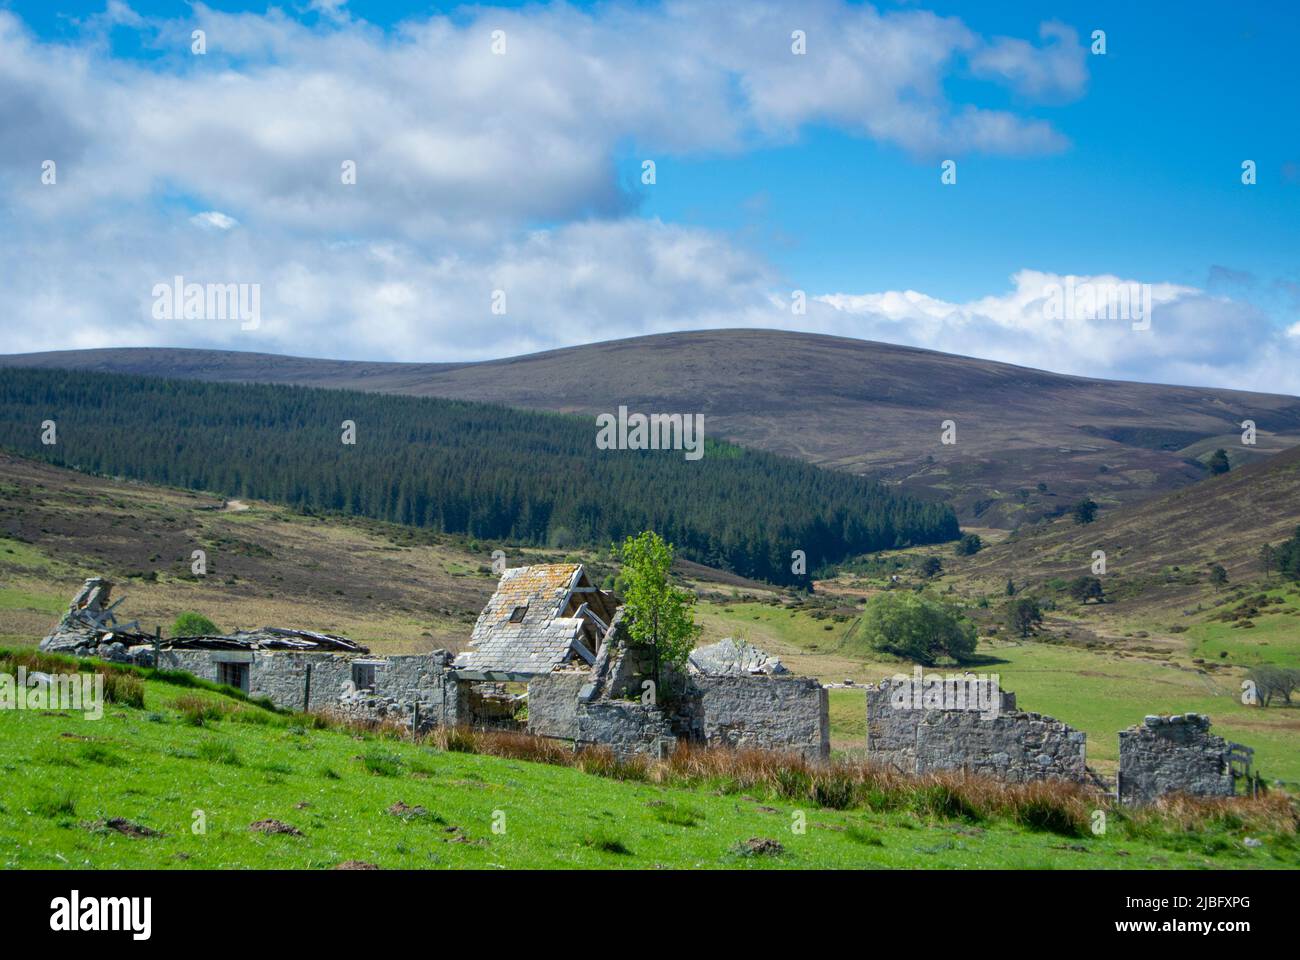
left=681, top=675, right=829, bottom=760
left=526, top=672, right=588, bottom=741
left=1117, top=714, right=1249, bottom=805
left=866, top=678, right=1086, bottom=783
left=157, top=648, right=461, bottom=717
left=577, top=700, right=677, bottom=759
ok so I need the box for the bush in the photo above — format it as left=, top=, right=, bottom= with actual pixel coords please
left=171, top=612, right=221, bottom=637
left=850, top=592, right=977, bottom=664
left=1068, top=576, right=1105, bottom=604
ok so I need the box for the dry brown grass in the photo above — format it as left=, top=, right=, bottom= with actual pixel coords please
left=297, top=719, right=1297, bottom=839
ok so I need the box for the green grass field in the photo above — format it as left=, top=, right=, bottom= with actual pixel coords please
left=2, top=669, right=1294, bottom=870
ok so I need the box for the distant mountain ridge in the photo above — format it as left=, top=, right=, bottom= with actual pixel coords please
left=5, top=329, right=1298, bottom=526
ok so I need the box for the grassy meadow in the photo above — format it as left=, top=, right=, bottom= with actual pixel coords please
left=2, top=654, right=1295, bottom=870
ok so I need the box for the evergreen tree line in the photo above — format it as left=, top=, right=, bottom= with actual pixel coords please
left=0, top=368, right=960, bottom=585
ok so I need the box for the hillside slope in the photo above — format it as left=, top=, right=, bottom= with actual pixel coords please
left=960, top=444, right=1300, bottom=591
left=0, top=367, right=958, bottom=584
left=7, top=330, right=1298, bottom=526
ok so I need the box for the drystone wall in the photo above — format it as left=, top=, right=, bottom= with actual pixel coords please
left=682, top=675, right=829, bottom=760
left=865, top=679, right=1086, bottom=783
left=1117, top=714, right=1245, bottom=804
left=529, top=666, right=829, bottom=760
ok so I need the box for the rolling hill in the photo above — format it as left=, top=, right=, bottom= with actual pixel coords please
left=6, top=330, right=1298, bottom=526
left=958, top=442, right=1300, bottom=595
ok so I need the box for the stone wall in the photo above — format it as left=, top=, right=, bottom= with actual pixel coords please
left=156, top=649, right=461, bottom=717
left=576, top=700, right=677, bottom=759
left=681, top=675, right=830, bottom=761
left=865, top=680, right=1085, bottom=783
left=526, top=672, right=588, bottom=741
left=527, top=672, right=675, bottom=758
left=1117, top=714, right=1246, bottom=805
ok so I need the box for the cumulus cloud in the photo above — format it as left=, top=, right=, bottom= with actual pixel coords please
left=812, top=270, right=1300, bottom=393
left=0, top=2, right=1292, bottom=395
left=190, top=211, right=239, bottom=230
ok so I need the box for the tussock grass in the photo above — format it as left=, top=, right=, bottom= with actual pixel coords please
left=31, top=789, right=77, bottom=819
left=196, top=739, right=241, bottom=766
left=340, top=724, right=1297, bottom=841
left=173, top=695, right=224, bottom=726
left=581, top=829, right=631, bottom=855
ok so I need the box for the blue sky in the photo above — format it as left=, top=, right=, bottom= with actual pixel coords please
left=0, top=1, right=1297, bottom=390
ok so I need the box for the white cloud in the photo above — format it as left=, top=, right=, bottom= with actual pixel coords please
left=0, top=3, right=1291, bottom=396
left=813, top=270, right=1300, bottom=393
left=190, top=211, right=239, bottom=230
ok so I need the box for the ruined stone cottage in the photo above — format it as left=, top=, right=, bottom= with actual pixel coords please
left=1117, top=714, right=1254, bottom=805
left=463, top=563, right=829, bottom=760
left=40, top=567, right=828, bottom=760
left=865, top=674, right=1088, bottom=784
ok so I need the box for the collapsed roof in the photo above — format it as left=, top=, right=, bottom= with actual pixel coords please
left=454, top=563, right=619, bottom=678
left=689, top=637, right=789, bottom=676
left=160, top=627, right=369, bottom=654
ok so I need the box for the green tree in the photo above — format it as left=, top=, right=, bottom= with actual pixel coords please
left=1006, top=597, right=1042, bottom=638
left=856, top=592, right=976, bottom=665
left=955, top=533, right=983, bottom=556
left=1247, top=666, right=1300, bottom=708
left=1209, top=564, right=1228, bottom=589
left=1068, top=576, right=1105, bottom=604
left=1005, top=578, right=1016, bottom=596
left=1207, top=448, right=1231, bottom=475
left=1071, top=498, right=1098, bottom=525
left=618, top=531, right=700, bottom=682
left=1259, top=544, right=1276, bottom=579
left=171, top=612, right=220, bottom=637
left=1274, top=527, right=1300, bottom=581
left=919, top=556, right=943, bottom=578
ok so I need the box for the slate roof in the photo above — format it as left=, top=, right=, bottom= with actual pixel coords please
left=455, top=564, right=596, bottom=676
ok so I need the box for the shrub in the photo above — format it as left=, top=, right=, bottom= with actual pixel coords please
left=170, top=612, right=220, bottom=637
left=1071, top=498, right=1098, bottom=524
left=1006, top=596, right=1043, bottom=638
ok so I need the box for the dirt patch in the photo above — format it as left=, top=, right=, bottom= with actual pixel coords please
left=249, top=818, right=304, bottom=837
left=85, top=817, right=162, bottom=838
left=734, top=837, right=784, bottom=857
